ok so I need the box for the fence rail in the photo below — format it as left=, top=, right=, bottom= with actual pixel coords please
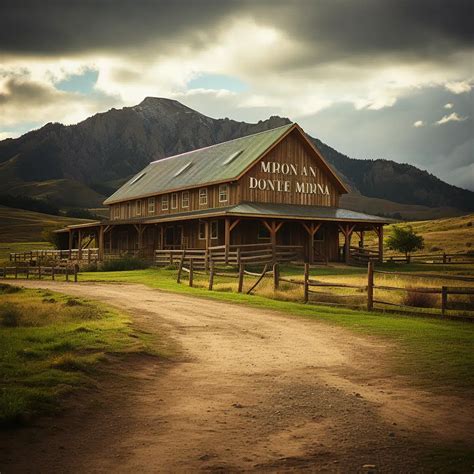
left=384, top=252, right=474, bottom=265
left=0, top=264, right=78, bottom=282
left=155, top=244, right=304, bottom=269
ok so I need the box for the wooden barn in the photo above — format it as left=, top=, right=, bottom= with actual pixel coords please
left=58, top=123, right=387, bottom=264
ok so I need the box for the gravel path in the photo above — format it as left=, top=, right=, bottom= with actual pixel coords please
left=1, top=281, right=473, bottom=472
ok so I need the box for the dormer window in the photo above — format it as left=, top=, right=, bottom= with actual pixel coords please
left=199, top=188, right=208, bottom=206
left=219, top=184, right=228, bottom=202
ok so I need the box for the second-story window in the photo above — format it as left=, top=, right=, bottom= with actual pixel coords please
left=148, top=197, right=155, bottom=214
left=199, top=188, right=208, bottom=206
left=219, top=184, right=228, bottom=203
left=171, top=193, right=178, bottom=209
left=136, top=200, right=141, bottom=216
left=182, top=191, right=189, bottom=208
left=162, top=195, right=169, bottom=211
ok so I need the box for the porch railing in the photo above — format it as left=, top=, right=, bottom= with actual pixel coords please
left=155, top=244, right=304, bottom=269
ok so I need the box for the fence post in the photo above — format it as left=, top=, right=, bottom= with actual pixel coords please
left=14, top=266, right=18, bottom=279
left=38, top=266, right=42, bottom=280
left=26, top=266, right=29, bottom=280
left=237, top=248, right=241, bottom=268
left=205, top=249, right=209, bottom=272
left=303, top=263, right=309, bottom=303
left=177, top=251, right=185, bottom=283
left=238, top=263, right=244, bottom=293
left=273, top=262, right=279, bottom=291
left=51, top=267, right=55, bottom=281
left=66, top=266, right=69, bottom=282
left=441, top=286, right=447, bottom=317
left=74, top=264, right=78, bottom=283
left=367, top=261, right=374, bottom=311
left=443, top=253, right=447, bottom=264
left=208, top=260, right=214, bottom=291
left=189, top=258, right=194, bottom=287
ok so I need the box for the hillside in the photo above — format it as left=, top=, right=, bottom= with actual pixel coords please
left=366, top=214, right=474, bottom=255
left=0, top=205, right=88, bottom=242
left=0, top=97, right=473, bottom=216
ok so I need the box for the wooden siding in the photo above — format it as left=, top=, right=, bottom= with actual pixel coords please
left=240, top=131, right=340, bottom=207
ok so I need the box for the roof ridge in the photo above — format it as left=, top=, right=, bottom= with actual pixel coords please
left=150, top=122, right=294, bottom=165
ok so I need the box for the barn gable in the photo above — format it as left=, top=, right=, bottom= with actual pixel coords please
left=239, top=126, right=348, bottom=208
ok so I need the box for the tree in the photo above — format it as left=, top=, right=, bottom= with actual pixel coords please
left=385, top=226, right=424, bottom=259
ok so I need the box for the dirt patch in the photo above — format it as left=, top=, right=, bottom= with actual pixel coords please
left=1, top=281, right=473, bottom=472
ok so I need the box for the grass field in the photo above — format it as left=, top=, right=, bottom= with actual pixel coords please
left=0, top=205, right=87, bottom=242
left=365, top=213, right=474, bottom=255
left=81, top=266, right=474, bottom=395
left=0, top=282, right=163, bottom=427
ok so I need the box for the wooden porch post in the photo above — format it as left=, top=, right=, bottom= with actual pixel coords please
left=337, top=224, right=355, bottom=264
left=262, top=220, right=284, bottom=262
left=205, top=220, right=210, bottom=271
left=360, top=230, right=365, bottom=248
left=68, top=230, right=72, bottom=259
left=98, top=226, right=104, bottom=261
left=224, top=217, right=230, bottom=264
left=302, top=222, right=322, bottom=264
left=160, top=225, right=164, bottom=250
left=78, top=229, right=82, bottom=260
left=378, top=225, right=384, bottom=263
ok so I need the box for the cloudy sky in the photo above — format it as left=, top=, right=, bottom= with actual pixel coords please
left=1, top=0, right=472, bottom=189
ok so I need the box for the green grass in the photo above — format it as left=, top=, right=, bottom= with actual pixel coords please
left=0, top=241, right=53, bottom=265
left=0, top=283, right=163, bottom=427
left=82, top=267, right=474, bottom=394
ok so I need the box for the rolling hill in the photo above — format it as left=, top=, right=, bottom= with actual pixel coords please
left=0, top=97, right=473, bottom=218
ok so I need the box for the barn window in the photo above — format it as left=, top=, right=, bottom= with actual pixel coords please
left=198, top=221, right=206, bottom=240
left=219, top=184, right=228, bottom=202
left=136, top=200, right=141, bottom=216
left=162, top=195, right=169, bottom=211
left=211, top=220, right=218, bottom=239
left=199, top=188, right=208, bottom=206
left=171, top=193, right=178, bottom=209
left=182, top=191, right=189, bottom=208
left=148, top=197, right=155, bottom=214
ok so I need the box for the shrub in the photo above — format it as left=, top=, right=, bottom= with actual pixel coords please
left=402, top=287, right=436, bottom=308
left=101, top=257, right=150, bottom=272
left=0, top=283, right=21, bottom=294
left=0, top=302, right=22, bottom=327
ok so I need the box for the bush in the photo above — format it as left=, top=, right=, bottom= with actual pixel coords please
left=0, top=283, right=21, bottom=294
left=0, top=303, right=22, bottom=327
left=101, top=257, right=150, bottom=272
left=402, top=287, right=437, bottom=308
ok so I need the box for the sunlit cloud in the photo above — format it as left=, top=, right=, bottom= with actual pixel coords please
left=445, top=80, right=472, bottom=94
left=435, top=112, right=468, bottom=125
left=413, top=120, right=425, bottom=127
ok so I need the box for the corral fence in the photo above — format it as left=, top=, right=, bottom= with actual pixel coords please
left=155, top=244, right=304, bottom=270
left=0, top=264, right=79, bottom=282
left=175, top=259, right=474, bottom=319
left=10, top=248, right=100, bottom=264
left=384, top=252, right=474, bottom=265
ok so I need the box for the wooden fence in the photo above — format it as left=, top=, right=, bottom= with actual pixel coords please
left=0, top=264, right=79, bottom=282
left=175, top=259, right=474, bottom=319
left=384, top=252, right=474, bottom=265
left=10, top=248, right=99, bottom=264
left=156, top=244, right=303, bottom=269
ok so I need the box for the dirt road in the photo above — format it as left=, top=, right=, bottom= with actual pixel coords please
left=1, top=281, right=473, bottom=472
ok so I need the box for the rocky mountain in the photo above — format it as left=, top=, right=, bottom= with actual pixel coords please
left=0, top=97, right=473, bottom=216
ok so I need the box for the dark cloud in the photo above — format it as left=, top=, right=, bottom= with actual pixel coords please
left=0, top=77, right=58, bottom=105
left=1, top=0, right=471, bottom=63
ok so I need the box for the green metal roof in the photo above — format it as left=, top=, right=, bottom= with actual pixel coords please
left=104, top=123, right=295, bottom=205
